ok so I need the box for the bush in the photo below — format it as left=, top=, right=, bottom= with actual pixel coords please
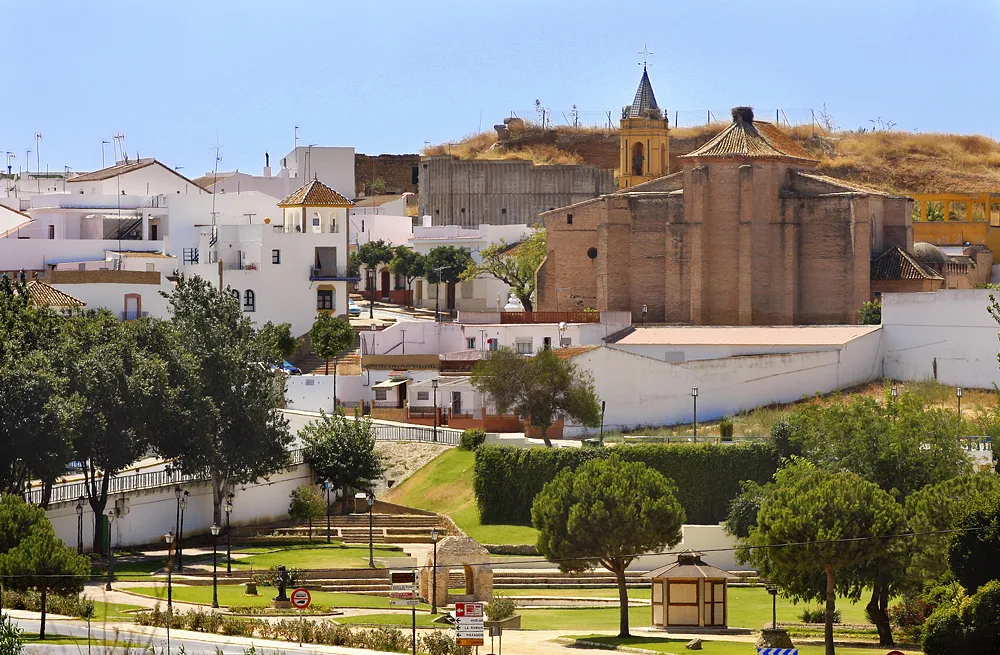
left=1, top=590, right=94, bottom=619
left=0, top=614, right=24, bottom=655
left=799, top=607, right=841, bottom=624
left=474, top=442, right=778, bottom=525
left=889, top=594, right=933, bottom=644
left=923, top=606, right=966, bottom=655
left=719, top=417, right=734, bottom=440
left=252, top=566, right=304, bottom=588
left=485, top=594, right=517, bottom=621
left=459, top=429, right=487, bottom=451
left=420, top=631, right=471, bottom=655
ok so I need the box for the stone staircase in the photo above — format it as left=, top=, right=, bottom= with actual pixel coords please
left=272, top=513, right=449, bottom=545
left=493, top=569, right=648, bottom=590
left=295, top=349, right=361, bottom=376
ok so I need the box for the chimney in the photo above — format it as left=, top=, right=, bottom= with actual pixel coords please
left=263, top=151, right=271, bottom=178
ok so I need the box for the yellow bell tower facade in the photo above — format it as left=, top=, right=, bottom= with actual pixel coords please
left=619, top=66, right=669, bottom=189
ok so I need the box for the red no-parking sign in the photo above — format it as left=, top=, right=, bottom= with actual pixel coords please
left=291, top=587, right=311, bottom=609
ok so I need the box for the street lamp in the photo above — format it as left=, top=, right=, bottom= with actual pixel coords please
left=691, top=387, right=699, bottom=442
left=177, top=491, right=189, bottom=570
left=322, top=481, right=332, bottom=544
left=75, top=497, right=84, bottom=555
left=210, top=524, right=221, bottom=608
left=164, top=531, right=174, bottom=655
left=366, top=492, right=376, bottom=568
left=766, top=584, right=778, bottom=629
left=173, top=487, right=182, bottom=569
left=224, top=494, right=234, bottom=576
left=432, top=265, right=453, bottom=323
left=432, top=378, right=439, bottom=443
left=104, top=508, right=116, bottom=590
left=430, top=528, right=440, bottom=614
left=957, top=386, right=963, bottom=418
left=641, top=304, right=647, bottom=326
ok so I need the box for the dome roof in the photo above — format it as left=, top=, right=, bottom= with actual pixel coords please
left=912, top=242, right=949, bottom=264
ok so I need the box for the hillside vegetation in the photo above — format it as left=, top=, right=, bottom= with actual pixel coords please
left=425, top=123, right=1000, bottom=196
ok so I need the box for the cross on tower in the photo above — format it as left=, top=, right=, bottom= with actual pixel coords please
left=638, top=44, right=653, bottom=68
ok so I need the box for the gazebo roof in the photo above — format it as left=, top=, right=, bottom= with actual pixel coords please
left=644, top=550, right=737, bottom=581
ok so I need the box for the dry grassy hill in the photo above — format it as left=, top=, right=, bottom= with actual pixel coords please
left=425, top=123, right=1000, bottom=196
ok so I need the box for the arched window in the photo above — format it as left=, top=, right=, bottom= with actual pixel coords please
left=312, top=212, right=321, bottom=233
left=329, top=211, right=338, bottom=233
left=229, top=289, right=240, bottom=303
left=244, top=289, right=256, bottom=312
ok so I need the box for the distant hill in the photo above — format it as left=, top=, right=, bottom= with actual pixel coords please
left=424, top=123, right=1000, bottom=196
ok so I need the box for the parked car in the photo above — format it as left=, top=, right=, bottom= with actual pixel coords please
left=348, top=298, right=361, bottom=317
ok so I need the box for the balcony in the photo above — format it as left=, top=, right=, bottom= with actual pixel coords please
left=121, top=310, right=150, bottom=321
left=309, top=265, right=360, bottom=281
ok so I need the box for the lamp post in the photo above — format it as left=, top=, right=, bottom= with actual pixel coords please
left=210, top=524, right=221, bottom=608
left=432, top=378, right=439, bottom=443
left=164, top=531, right=174, bottom=655
left=766, top=584, right=778, bottom=629
left=75, top=497, right=84, bottom=555
left=104, top=508, right=116, bottom=590
left=173, top=486, right=182, bottom=569
left=323, top=481, right=332, bottom=544
left=366, top=492, right=376, bottom=568
left=430, top=528, right=440, bottom=614
left=957, top=386, right=963, bottom=419
left=432, top=265, right=452, bottom=323
left=641, top=304, right=647, bottom=326
left=224, top=494, right=234, bottom=576
left=691, top=387, right=699, bottom=442
left=177, top=491, right=188, bottom=570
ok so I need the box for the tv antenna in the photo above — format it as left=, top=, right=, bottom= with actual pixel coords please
left=112, top=133, right=126, bottom=163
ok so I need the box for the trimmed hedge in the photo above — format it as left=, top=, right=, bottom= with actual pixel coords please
left=474, top=442, right=778, bottom=525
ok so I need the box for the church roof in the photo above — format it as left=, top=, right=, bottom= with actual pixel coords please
left=627, top=67, right=661, bottom=118
left=682, top=107, right=817, bottom=163
left=870, top=247, right=944, bottom=281
left=278, top=178, right=354, bottom=208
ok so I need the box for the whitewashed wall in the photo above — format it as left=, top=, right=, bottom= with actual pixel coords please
left=882, top=289, right=1000, bottom=388
left=285, top=374, right=368, bottom=413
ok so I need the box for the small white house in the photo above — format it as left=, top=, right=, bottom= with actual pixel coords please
left=66, top=159, right=209, bottom=196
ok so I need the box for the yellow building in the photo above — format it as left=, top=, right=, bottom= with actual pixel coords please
left=619, top=66, right=670, bottom=189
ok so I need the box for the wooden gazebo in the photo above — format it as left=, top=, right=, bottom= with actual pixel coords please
left=645, top=550, right=737, bottom=630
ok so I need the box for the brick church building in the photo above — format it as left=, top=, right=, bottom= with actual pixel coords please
left=535, top=72, right=913, bottom=325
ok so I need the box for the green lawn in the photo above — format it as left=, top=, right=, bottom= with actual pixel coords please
left=727, top=586, right=870, bottom=629
left=383, top=448, right=538, bottom=545
left=90, top=601, right=146, bottom=621
left=230, top=543, right=405, bottom=570
left=122, top=584, right=428, bottom=610
left=564, top=635, right=920, bottom=655
left=500, top=587, right=652, bottom=599
left=336, top=612, right=443, bottom=627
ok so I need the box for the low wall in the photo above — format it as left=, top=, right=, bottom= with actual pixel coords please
left=285, top=374, right=368, bottom=413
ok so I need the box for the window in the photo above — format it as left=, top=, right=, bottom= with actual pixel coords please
left=515, top=338, right=533, bottom=355
left=317, top=289, right=334, bottom=311
left=543, top=337, right=552, bottom=350
left=560, top=337, right=572, bottom=347
left=145, top=263, right=155, bottom=272
left=417, top=391, right=429, bottom=401
left=567, top=214, right=573, bottom=224
left=501, top=208, right=507, bottom=215
left=244, top=289, right=256, bottom=312
left=329, top=212, right=338, bottom=233
left=229, top=289, right=240, bottom=303
left=488, top=338, right=498, bottom=351
left=47, top=225, right=55, bottom=239
left=461, top=282, right=474, bottom=299
left=587, top=247, right=598, bottom=259
left=466, top=337, right=476, bottom=349
left=272, top=249, right=281, bottom=264
left=374, top=388, right=387, bottom=401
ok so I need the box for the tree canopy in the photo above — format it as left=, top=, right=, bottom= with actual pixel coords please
left=388, top=246, right=426, bottom=290
left=424, top=246, right=474, bottom=285
left=310, top=314, right=355, bottom=375
left=461, top=228, right=545, bottom=311
left=532, top=456, right=685, bottom=637
left=301, top=410, right=383, bottom=514
left=471, top=347, right=600, bottom=446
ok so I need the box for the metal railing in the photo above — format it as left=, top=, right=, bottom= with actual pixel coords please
left=120, top=310, right=150, bottom=321
left=28, top=449, right=305, bottom=506
left=370, top=422, right=461, bottom=445
left=309, top=265, right=353, bottom=280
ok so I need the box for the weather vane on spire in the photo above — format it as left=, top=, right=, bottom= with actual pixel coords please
left=638, top=44, right=653, bottom=69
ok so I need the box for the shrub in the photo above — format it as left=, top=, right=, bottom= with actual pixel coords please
left=0, top=613, right=24, bottom=655
left=889, top=595, right=933, bottom=644
left=1, top=590, right=93, bottom=619
left=252, top=566, right=304, bottom=588
left=420, top=631, right=470, bottom=655
left=459, top=429, right=487, bottom=451
left=719, top=417, right=734, bottom=440
left=923, top=606, right=966, bottom=655
left=485, top=594, right=517, bottom=621
left=474, top=442, right=778, bottom=525
left=799, top=607, right=841, bottom=624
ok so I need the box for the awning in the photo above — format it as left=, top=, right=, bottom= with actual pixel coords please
left=372, top=379, right=408, bottom=389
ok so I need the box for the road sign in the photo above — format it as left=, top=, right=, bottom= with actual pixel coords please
left=290, top=587, right=311, bottom=609
left=455, top=602, right=485, bottom=646
left=390, top=598, right=420, bottom=607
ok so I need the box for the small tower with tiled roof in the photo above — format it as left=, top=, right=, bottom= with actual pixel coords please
left=619, top=66, right=670, bottom=189
left=278, top=177, right=354, bottom=234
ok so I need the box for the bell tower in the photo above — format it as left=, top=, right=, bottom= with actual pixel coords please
left=619, top=61, right=670, bottom=189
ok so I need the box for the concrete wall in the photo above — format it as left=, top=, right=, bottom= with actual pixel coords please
left=882, top=289, right=1000, bottom=388
left=284, top=374, right=368, bottom=413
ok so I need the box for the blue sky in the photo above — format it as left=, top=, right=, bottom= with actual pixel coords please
left=1, top=0, right=997, bottom=177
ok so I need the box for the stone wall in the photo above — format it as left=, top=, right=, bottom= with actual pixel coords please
left=355, top=154, right=420, bottom=196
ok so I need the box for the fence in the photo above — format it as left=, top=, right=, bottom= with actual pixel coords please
left=369, top=421, right=462, bottom=446
left=507, top=108, right=818, bottom=130
left=499, top=311, right=600, bottom=324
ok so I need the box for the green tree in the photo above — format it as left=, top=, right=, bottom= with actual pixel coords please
left=471, top=347, right=600, bottom=447
left=0, top=498, right=89, bottom=639
left=0, top=612, right=24, bottom=655
left=301, top=410, right=383, bottom=515
left=947, top=489, right=1000, bottom=593
left=461, top=228, right=545, bottom=311
left=532, top=456, right=685, bottom=637
left=310, top=314, right=355, bottom=380
left=159, top=275, right=292, bottom=526
left=857, top=300, right=881, bottom=325
left=388, top=246, right=426, bottom=297
left=741, top=463, right=906, bottom=655
left=353, top=239, right=395, bottom=318
left=257, top=322, right=298, bottom=360
left=424, top=246, right=474, bottom=317
left=288, top=485, right=327, bottom=541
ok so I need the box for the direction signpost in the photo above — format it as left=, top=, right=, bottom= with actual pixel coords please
left=390, top=570, right=419, bottom=655
left=455, top=602, right=485, bottom=648
left=291, top=587, right=311, bottom=646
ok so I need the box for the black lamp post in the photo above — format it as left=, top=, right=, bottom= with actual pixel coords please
left=164, top=531, right=174, bottom=655
left=367, top=492, right=376, bottom=568
left=173, top=487, right=182, bottom=569
left=177, top=491, right=188, bottom=570
left=224, top=493, right=234, bottom=576
left=691, top=387, right=699, bottom=442
left=75, top=497, right=84, bottom=555
left=430, top=528, right=440, bottom=614
left=766, top=584, right=778, bottom=629
left=323, top=481, right=332, bottom=544
left=210, top=523, right=221, bottom=608
left=957, top=386, right=963, bottom=419
left=104, top=508, right=116, bottom=590
left=432, top=378, right=439, bottom=443
left=641, top=304, right=647, bottom=326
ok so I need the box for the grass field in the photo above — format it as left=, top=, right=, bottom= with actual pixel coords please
left=563, top=635, right=920, bottom=655
left=383, top=448, right=538, bottom=545
left=230, top=543, right=404, bottom=570
left=90, top=601, right=146, bottom=621
left=121, top=584, right=428, bottom=610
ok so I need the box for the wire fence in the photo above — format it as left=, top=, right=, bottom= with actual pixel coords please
left=508, top=108, right=819, bottom=130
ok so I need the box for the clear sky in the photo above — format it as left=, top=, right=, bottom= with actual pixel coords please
left=1, top=0, right=997, bottom=178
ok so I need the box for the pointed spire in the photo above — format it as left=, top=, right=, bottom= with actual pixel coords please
left=627, top=67, right=661, bottom=119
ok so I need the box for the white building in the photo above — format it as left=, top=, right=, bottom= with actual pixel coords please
left=198, top=147, right=355, bottom=202
left=65, top=159, right=209, bottom=197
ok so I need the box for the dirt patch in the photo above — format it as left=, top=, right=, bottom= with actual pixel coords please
left=377, top=442, right=452, bottom=489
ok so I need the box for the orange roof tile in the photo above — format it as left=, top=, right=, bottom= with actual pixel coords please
left=68, top=158, right=212, bottom=191
left=682, top=107, right=816, bottom=163
left=279, top=178, right=354, bottom=207
left=25, top=281, right=85, bottom=308
left=551, top=345, right=599, bottom=360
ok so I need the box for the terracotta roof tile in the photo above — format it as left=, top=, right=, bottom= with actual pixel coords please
left=682, top=108, right=816, bottom=163
left=871, top=247, right=944, bottom=281
left=25, top=281, right=85, bottom=308
left=551, top=345, right=599, bottom=360
left=279, top=178, right=354, bottom=207
left=68, top=158, right=211, bottom=191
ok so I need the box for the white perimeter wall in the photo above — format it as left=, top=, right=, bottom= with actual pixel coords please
left=571, top=332, right=883, bottom=432
left=46, top=464, right=313, bottom=551
left=285, top=375, right=368, bottom=413
left=882, top=289, right=1000, bottom=388
left=48, top=281, right=172, bottom=319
